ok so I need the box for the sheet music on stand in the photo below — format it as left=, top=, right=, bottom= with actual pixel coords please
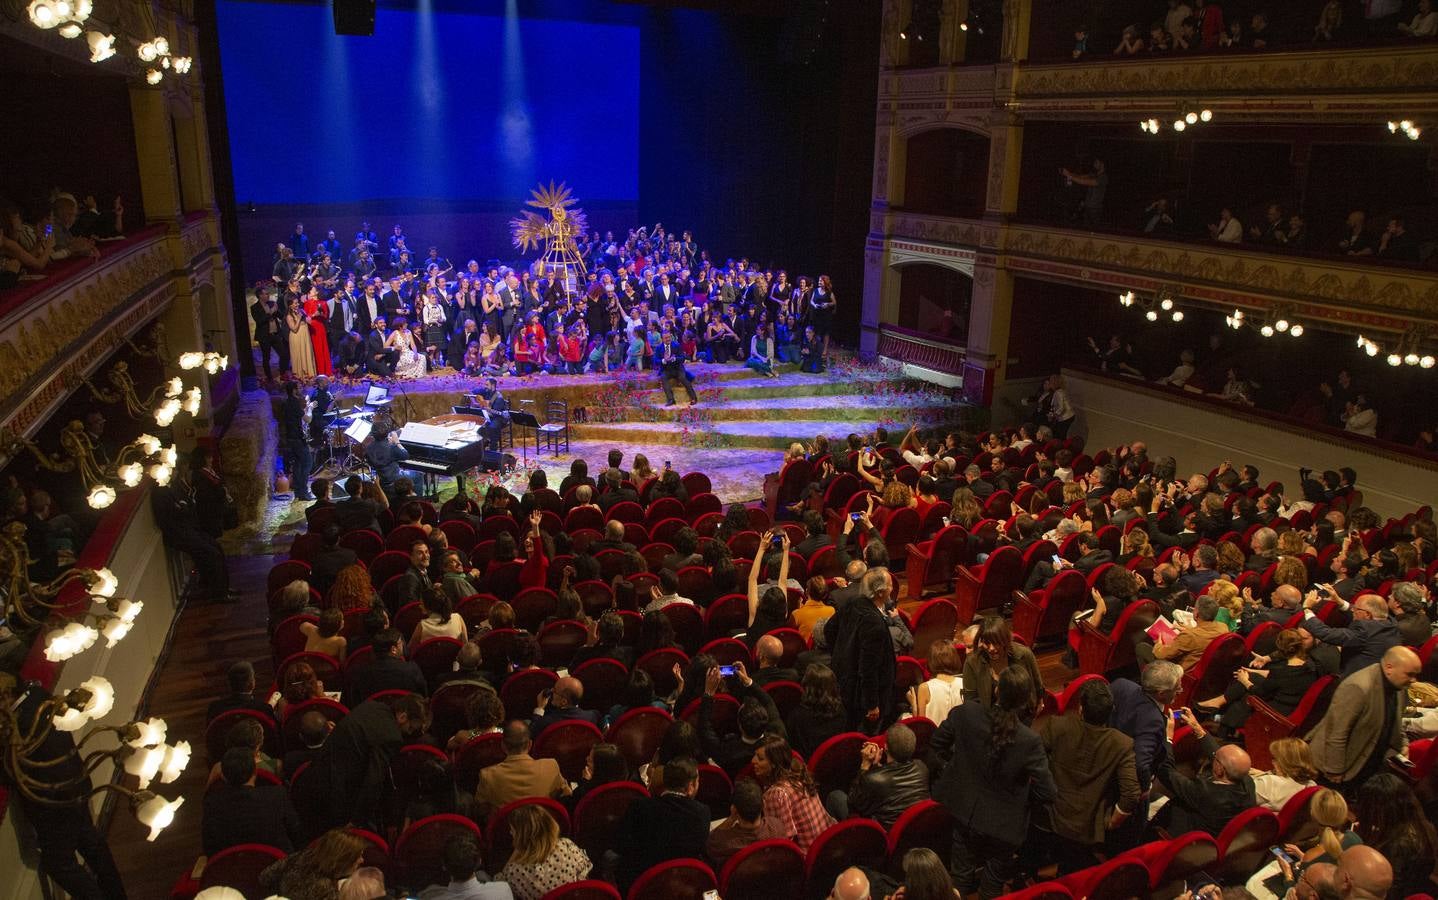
left=344, top=419, right=372, bottom=444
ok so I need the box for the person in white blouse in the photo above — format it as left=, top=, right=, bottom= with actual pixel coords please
left=1342, top=396, right=1377, bottom=437
left=1209, top=207, right=1244, bottom=243
left=411, top=588, right=467, bottom=649
left=1250, top=737, right=1319, bottom=812
left=910, top=640, right=964, bottom=724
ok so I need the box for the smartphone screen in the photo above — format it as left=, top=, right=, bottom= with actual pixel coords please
left=718, top=665, right=736, bottom=677
left=851, top=512, right=862, bottom=521
left=1270, top=846, right=1297, bottom=865
left=1172, top=710, right=1184, bottom=721
left=1051, top=554, right=1063, bottom=566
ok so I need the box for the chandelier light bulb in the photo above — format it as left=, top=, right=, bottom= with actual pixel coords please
left=161, top=56, right=170, bottom=70
left=91, top=566, right=119, bottom=597
left=86, top=31, right=115, bottom=62
left=87, top=484, right=116, bottom=509
left=1260, top=325, right=1274, bottom=337
left=74, top=0, right=91, bottom=16
left=44, top=621, right=98, bottom=662
left=165, top=376, right=183, bottom=397
left=182, top=387, right=202, bottom=416
left=119, top=462, right=143, bottom=487
left=1406, top=352, right=1420, bottom=366
left=137, top=41, right=157, bottom=61
left=127, top=716, right=168, bottom=748
left=76, top=676, right=115, bottom=721
left=1356, top=334, right=1366, bottom=348
left=960, top=21, right=968, bottom=31
left=113, top=598, right=143, bottom=623
left=1160, top=297, right=1174, bottom=311
left=161, top=445, right=178, bottom=467
left=1173, top=119, right=1186, bottom=132
left=1408, top=127, right=1422, bottom=140
left=101, top=616, right=132, bottom=647
left=1140, top=120, right=1151, bottom=133
left=1145, top=310, right=1158, bottom=322
left=58, top=22, right=82, bottom=38
left=1401, top=120, right=1414, bottom=130
left=1185, top=112, right=1198, bottom=125
left=1289, top=324, right=1304, bottom=337
left=153, top=35, right=169, bottom=55
left=1388, top=353, right=1402, bottom=367
left=1274, top=318, right=1289, bottom=332
left=28, top=0, right=58, bottom=28
left=125, top=744, right=165, bottom=789
left=1422, top=355, right=1435, bottom=369
left=179, top=351, right=204, bottom=369
left=53, top=705, right=88, bottom=731
left=134, top=793, right=183, bottom=842
left=1200, top=109, right=1213, bottom=122
left=1149, top=119, right=1159, bottom=133
left=1365, top=342, right=1379, bottom=357
left=159, top=741, right=191, bottom=784
left=149, top=463, right=173, bottom=486
left=52, top=0, right=71, bottom=16
left=146, top=68, right=162, bottom=85
left=1172, top=310, right=1184, bottom=322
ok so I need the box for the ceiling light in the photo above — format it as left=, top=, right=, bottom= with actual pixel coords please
left=1173, top=120, right=1186, bottom=132
left=1407, top=127, right=1422, bottom=140
left=152, top=35, right=168, bottom=55
left=119, top=462, right=143, bottom=486
left=87, top=484, right=116, bottom=509
left=1388, top=353, right=1402, bottom=366
left=1406, top=352, right=1420, bottom=366
left=126, top=717, right=167, bottom=748
left=58, top=22, right=81, bottom=38
left=1401, top=120, right=1414, bottom=130
left=85, top=31, right=115, bottom=62
left=1422, top=355, right=1435, bottom=369
left=137, top=40, right=157, bottom=61
left=1160, top=297, right=1174, bottom=311
left=1185, top=112, right=1198, bottom=125
left=1289, top=324, right=1304, bottom=337
left=1145, top=310, right=1158, bottom=322
left=1260, top=325, right=1274, bottom=337
left=1356, top=334, right=1367, bottom=348
left=1365, top=342, right=1379, bottom=357
left=149, top=463, right=172, bottom=485
left=1200, top=109, right=1213, bottom=122
left=136, top=433, right=161, bottom=455
left=75, top=676, right=115, bottom=721
left=1274, top=318, right=1289, bottom=332
left=1171, top=310, right=1184, bottom=322
left=91, top=567, right=118, bottom=597
left=28, top=0, right=58, bottom=28
left=101, top=616, right=133, bottom=647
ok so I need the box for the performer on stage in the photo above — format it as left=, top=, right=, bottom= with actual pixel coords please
left=657, top=325, right=698, bottom=407
left=366, top=316, right=398, bottom=377
left=303, top=288, right=333, bottom=377
left=280, top=380, right=314, bottom=499
left=250, top=283, right=289, bottom=380
left=810, top=274, right=837, bottom=362
left=386, top=316, right=427, bottom=378
left=470, top=377, right=510, bottom=451
left=365, top=427, right=409, bottom=498
left=287, top=295, right=317, bottom=379
left=308, top=374, right=333, bottom=444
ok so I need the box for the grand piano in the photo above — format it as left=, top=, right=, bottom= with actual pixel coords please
left=397, top=413, right=501, bottom=495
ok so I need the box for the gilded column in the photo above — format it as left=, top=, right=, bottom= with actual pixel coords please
left=128, top=83, right=183, bottom=224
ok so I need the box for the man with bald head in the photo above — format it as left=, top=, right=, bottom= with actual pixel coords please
left=828, top=558, right=869, bottom=611
left=1294, top=862, right=1339, bottom=900
left=829, top=867, right=871, bottom=900
left=1154, top=707, right=1255, bottom=835
left=529, top=675, right=598, bottom=739
left=1333, top=846, right=1393, bottom=900
left=1308, top=645, right=1420, bottom=789
left=1242, top=583, right=1304, bottom=634
left=1302, top=591, right=1401, bottom=676
left=749, top=634, right=799, bottom=687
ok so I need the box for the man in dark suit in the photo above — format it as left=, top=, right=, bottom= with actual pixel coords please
left=963, top=464, right=995, bottom=500
left=365, top=319, right=396, bottom=377
left=356, top=282, right=381, bottom=335
left=342, top=629, right=427, bottom=707
left=365, top=427, right=410, bottom=497
left=597, top=470, right=639, bottom=512
left=1155, top=709, right=1256, bottom=836
left=1302, top=592, right=1401, bottom=676
left=250, top=284, right=289, bottom=381
left=794, top=510, right=834, bottom=560
left=206, top=660, right=275, bottom=722
left=615, top=757, right=712, bottom=892
left=309, top=524, right=357, bottom=596
left=380, top=276, right=407, bottom=322
left=1108, top=661, right=1182, bottom=801
left=602, top=449, right=630, bottom=485
left=1036, top=679, right=1140, bottom=874
left=203, top=748, right=303, bottom=855
left=327, top=285, right=356, bottom=354
left=311, top=693, right=426, bottom=830
left=393, top=542, right=431, bottom=612
left=279, top=380, right=314, bottom=501
left=529, top=676, right=601, bottom=739
left=830, top=569, right=898, bottom=733
left=335, top=475, right=382, bottom=534
left=932, top=666, right=1057, bottom=899
left=1240, top=583, right=1302, bottom=634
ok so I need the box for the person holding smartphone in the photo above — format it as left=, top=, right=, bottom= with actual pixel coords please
left=1152, top=706, right=1256, bottom=836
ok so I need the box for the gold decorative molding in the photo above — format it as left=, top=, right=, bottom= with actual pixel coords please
left=1003, top=224, right=1438, bottom=331
left=882, top=211, right=1001, bottom=250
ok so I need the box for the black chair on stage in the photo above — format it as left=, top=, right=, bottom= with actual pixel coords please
left=537, top=400, right=570, bottom=456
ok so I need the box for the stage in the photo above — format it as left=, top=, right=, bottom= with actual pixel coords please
left=266, top=353, right=972, bottom=507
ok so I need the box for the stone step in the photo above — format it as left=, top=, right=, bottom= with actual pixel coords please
left=589, top=393, right=952, bottom=423
left=572, top=418, right=929, bottom=450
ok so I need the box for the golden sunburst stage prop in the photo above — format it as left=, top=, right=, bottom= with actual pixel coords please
left=510, top=181, right=589, bottom=293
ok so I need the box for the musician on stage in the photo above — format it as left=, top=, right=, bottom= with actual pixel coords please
left=280, top=380, right=314, bottom=501
left=658, top=325, right=698, bottom=407
left=308, top=375, right=333, bottom=444
left=365, top=427, right=410, bottom=499
left=366, top=317, right=398, bottom=377
left=469, top=377, right=509, bottom=451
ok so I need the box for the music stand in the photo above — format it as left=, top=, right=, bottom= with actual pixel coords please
left=508, top=410, right=540, bottom=466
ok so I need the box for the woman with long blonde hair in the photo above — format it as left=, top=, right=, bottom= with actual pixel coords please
left=497, top=804, right=592, bottom=900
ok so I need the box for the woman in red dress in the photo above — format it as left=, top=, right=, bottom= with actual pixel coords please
left=302, top=288, right=333, bottom=377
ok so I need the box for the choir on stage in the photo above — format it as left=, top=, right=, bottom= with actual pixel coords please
left=250, top=221, right=839, bottom=385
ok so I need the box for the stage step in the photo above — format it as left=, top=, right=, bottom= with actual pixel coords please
left=587, top=393, right=951, bottom=424
left=572, top=418, right=935, bottom=450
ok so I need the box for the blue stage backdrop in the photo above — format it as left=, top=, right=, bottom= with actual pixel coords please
left=214, top=0, right=638, bottom=206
